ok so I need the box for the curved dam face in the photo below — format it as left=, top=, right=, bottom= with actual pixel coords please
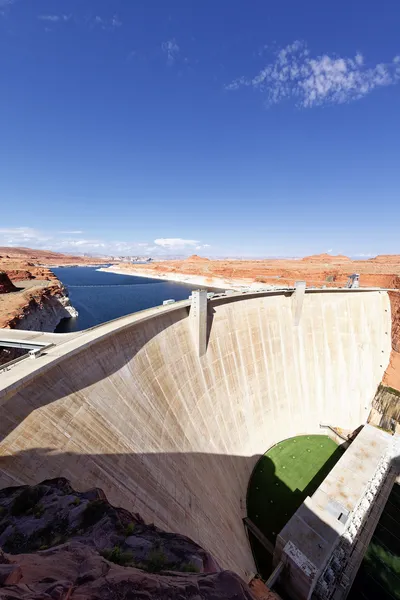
left=0, top=290, right=392, bottom=580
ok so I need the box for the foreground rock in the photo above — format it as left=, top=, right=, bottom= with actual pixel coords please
left=0, top=479, right=274, bottom=600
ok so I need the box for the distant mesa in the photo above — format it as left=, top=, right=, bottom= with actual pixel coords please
left=301, top=253, right=351, bottom=263
left=368, top=255, right=400, bottom=263
left=185, top=254, right=210, bottom=262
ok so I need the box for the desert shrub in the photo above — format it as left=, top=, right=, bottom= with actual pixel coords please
left=146, top=548, right=169, bottom=573
left=124, top=522, right=135, bottom=536
left=81, top=500, right=109, bottom=528
left=2, top=528, right=27, bottom=553
left=11, top=486, right=46, bottom=516
left=33, top=503, right=45, bottom=519
left=101, top=546, right=134, bottom=566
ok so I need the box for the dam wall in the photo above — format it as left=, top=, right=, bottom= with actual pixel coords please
left=0, top=290, right=392, bottom=580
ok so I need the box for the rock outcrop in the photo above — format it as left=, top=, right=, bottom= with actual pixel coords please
left=0, top=273, right=17, bottom=294
left=0, top=259, right=78, bottom=332
left=301, top=253, right=351, bottom=262
left=3, top=286, right=78, bottom=331
left=185, top=254, right=210, bottom=262
left=0, top=479, right=269, bottom=600
left=0, top=282, right=77, bottom=331
left=106, top=254, right=400, bottom=292
left=0, top=247, right=112, bottom=266
left=369, top=384, right=400, bottom=434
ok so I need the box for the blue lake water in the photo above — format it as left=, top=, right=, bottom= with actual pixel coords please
left=54, top=267, right=216, bottom=332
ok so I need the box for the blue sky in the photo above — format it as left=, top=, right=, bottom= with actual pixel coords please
left=1, top=0, right=400, bottom=258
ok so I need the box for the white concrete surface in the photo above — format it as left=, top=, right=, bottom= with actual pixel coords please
left=0, top=290, right=392, bottom=579
left=275, top=424, right=396, bottom=599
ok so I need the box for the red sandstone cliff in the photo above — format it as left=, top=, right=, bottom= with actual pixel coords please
left=0, top=261, right=77, bottom=332
left=301, top=253, right=351, bottom=263
left=185, top=254, right=210, bottom=262
left=0, top=246, right=111, bottom=266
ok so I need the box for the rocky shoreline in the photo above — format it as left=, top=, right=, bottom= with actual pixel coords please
left=0, top=266, right=78, bottom=334
left=99, top=266, right=269, bottom=292
left=4, top=284, right=78, bottom=332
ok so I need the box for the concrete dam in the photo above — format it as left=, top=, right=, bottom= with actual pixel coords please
left=0, top=289, right=392, bottom=582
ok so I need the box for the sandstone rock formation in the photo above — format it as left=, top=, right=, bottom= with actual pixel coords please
left=0, top=256, right=78, bottom=332
left=383, top=290, right=400, bottom=392
left=185, top=254, right=210, bottom=262
left=0, top=247, right=111, bottom=267
left=0, top=284, right=77, bottom=331
left=301, top=253, right=351, bottom=262
left=0, top=479, right=270, bottom=600
left=0, top=273, right=17, bottom=294
left=110, top=254, right=400, bottom=290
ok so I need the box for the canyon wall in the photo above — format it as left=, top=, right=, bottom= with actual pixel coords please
left=1, top=285, right=77, bottom=332
left=0, top=290, right=391, bottom=580
left=382, top=290, right=400, bottom=391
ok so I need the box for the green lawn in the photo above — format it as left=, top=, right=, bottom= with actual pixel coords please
left=348, top=482, right=400, bottom=600
left=247, top=435, right=343, bottom=545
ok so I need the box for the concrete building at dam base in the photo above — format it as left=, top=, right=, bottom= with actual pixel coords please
left=0, top=285, right=399, bottom=599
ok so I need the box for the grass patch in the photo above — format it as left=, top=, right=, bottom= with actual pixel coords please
left=247, top=435, right=343, bottom=545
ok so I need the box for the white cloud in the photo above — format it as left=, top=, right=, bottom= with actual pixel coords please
left=94, top=14, right=121, bottom=30
left=0, top=227, right=51, bottom=244
left=112, top=15, right=122, bottom=28
left=0, top=0, right=15, bottom=6
left=162, top=38, right=180, bottom=66
left=67, top=239, right=106, bottom=248
left=38, top=14, right=71, bottom=22
left=0, top=228, right=210, bottom=257
left=154, top=238, right=199, bottom=249
left=227, top=41, right=400, bottom=107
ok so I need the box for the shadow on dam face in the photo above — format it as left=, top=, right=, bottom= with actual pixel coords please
left=0, top=447, right=262, bottom=580
left=0, top=291, right=393, bottom=579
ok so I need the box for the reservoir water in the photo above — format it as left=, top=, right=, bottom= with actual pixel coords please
left=54, top=266, right=215, bottom=333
